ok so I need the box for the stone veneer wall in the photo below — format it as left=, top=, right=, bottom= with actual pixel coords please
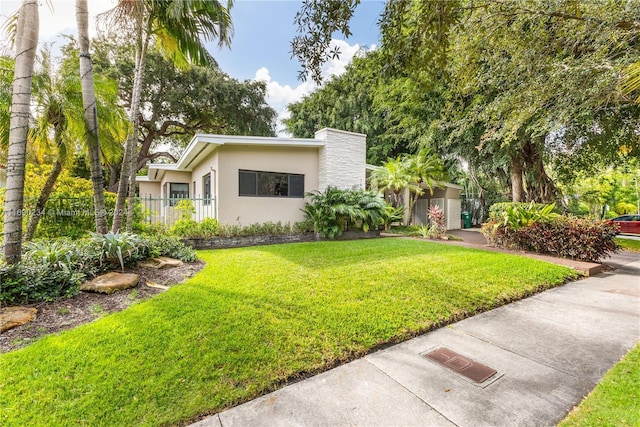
left=315, top=128, right=366, bottom=191
left=182, top=230, right=381, bottom=250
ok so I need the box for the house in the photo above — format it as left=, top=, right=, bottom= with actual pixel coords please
left=137, top=128, right=366, bottom=225
left=137, top=128, right=462, bottom=230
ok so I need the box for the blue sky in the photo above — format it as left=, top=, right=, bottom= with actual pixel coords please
left=1, top=0, right=385, bottom=131
left=212, top=0, right=384, bottom=87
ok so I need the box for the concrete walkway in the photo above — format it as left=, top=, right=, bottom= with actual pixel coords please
left=192, top=251, right=639, bottom=427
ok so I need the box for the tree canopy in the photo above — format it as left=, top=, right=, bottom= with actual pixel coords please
left=92, top=37, right=276, bottom=190
left=290, top=0, right=640, bottom=208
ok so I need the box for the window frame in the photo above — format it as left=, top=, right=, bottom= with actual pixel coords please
left=239, top=169, right=304, bottom=198
left=203, top=173, right=211, bottom=206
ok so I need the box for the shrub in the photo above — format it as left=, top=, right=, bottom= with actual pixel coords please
left=141, top=235, right=198, bottom=262
left=483, top=216, right=618, bottom=262
left=171, top=219, right=200, bottom=237
left=427, top=205, right=447, bottom=238
left=488, top=202, right=554, bottom=221
left=303, top=187, right=391, bottom=239
left=615, top=202, right=637, bottom=215
left=90, top=231, right=145, bottom=270
left=1, top=239, right=107, bottom=305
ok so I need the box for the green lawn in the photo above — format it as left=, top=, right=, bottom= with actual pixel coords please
left=559, top=343, right=640, bottom=427
left=616, top=237, right=640, bottom=253
left=0, top=239, right=576, bottom=426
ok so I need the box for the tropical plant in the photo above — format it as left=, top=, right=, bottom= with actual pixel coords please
left=303, top=187, right=389, bottom=239
left=76, top=0, right=109, bottom=234
left=500, top=202, right=559, bottom=231
left=2, top=0, right=39, bottom=263
left=369, top=150, right=445, bottom=225
left=427, top=205, right=446, bottom=239
left=90, top=231, right=144, bottom=270
left=484, top=216, right=618, bottom=262
left=102, top=0, right=233, bottom=233
left=21, top=47, right=126, bottom=241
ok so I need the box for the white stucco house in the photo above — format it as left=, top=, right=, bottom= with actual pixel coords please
left=136, top=128, right=461, bottom=230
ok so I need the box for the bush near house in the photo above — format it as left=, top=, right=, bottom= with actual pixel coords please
left=0, top=234, right=196, bottom=305
left=488, top=202, right=555, bottom=221
left=483, top=203, right=618, bottom=262
left=303, top=187, right=393, bottom=239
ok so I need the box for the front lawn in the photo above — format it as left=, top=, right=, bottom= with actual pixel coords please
left=559, top=343, right=640, bottom=427
left=616, top=237, right=640, bottom=253
left=0, top=238, right=576, bottom=426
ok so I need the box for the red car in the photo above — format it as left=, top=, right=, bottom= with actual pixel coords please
left=611, top=215, right=640, bottom=235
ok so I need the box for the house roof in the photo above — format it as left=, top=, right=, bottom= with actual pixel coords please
left=139, top=133, right=324, bottom=182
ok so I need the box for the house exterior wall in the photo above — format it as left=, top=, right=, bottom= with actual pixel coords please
left=216, top=145, right=319, bottom=225
left=316, top=128, right=366, bottom=191
left=159, top=171, right=192, bottom=197
left=191, top=151, right=220, bottom=220
left=412, top=186, right=462, bottom=230
left=138, top=181, right=161, bottom=198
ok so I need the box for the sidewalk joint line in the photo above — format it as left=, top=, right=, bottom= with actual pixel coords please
left=364, top=357, right=459, bottom=426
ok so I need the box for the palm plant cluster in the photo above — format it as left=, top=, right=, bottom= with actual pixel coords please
left=1, top=0, right=233, bottom=264
left=369, top=147, right=446, bottom=225
left=303, top=187, right=400, bottom=239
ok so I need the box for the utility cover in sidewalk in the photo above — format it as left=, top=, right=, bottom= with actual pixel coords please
left=425, top=347, right=497, bottom=383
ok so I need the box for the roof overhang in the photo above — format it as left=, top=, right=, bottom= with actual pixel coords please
left=140, top=133, right=324, bottom=182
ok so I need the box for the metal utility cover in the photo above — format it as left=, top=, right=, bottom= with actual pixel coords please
left=425, top=347, right=497, bottom=384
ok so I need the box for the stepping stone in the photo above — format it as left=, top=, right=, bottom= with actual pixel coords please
left=80, top=272, right=140, bottom=294
left=145, top=280, right=169, bottom=290
left=138, top=256, right=184, bottom=270
left=0, top=307, right=37, bottom=333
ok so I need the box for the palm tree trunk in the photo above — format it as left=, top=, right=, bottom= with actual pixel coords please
left=23, top=158, right=63, bottom=241
left=3, top=0, right=39, bottom=264
left=76, top=0, right=108, bottom=234
left=113, top=27, right=149, bottom=233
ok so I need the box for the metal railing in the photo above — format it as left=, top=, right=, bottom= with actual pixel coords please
left=138, top=196, right=217, bottom=225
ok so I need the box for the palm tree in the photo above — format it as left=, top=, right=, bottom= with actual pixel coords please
left=369, top=149, right=445, bottom=226
left=22, top=49, right=127, bottom=241
left=3, top=0, right=38, bottom=263
left=101, top=0, right=234, bottom=232
left=404, top=147, right=445, bottom=220
left=369, top=156, right=418, bottom=209
left=76, top=0, right=109, bottom=234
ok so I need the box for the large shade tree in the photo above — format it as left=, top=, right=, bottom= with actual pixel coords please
left=292, top=0, right=640, bottom=206
left=100, top=0, right=233, bottom=232
left=2, top=0, right=38, bottom=263
left=91, top=38, right=275, bottom=190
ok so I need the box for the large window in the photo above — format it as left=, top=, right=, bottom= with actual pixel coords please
left=203, top=173, right=211, bottom=205
left=239, top=170, right=304, bottom=198
left=165, top=182, right=189, bottom=206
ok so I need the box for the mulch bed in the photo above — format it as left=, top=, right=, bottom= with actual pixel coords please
left=0, top=260, right=205, bottom=354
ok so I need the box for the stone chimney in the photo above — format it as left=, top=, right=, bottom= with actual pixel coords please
left=315, top=128, right=366, bottom=191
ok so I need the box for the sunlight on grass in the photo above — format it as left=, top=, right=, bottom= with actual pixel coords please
left=0, top=238, right=576, bottom=426
left=559, top=343, right=640, bottom=427
left=616, top=237, right=640, bottom=253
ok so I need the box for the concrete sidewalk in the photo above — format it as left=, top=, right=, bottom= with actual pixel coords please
left=192, top=256, right=639, bottom=427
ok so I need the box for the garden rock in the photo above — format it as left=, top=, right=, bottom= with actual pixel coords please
left=138, top=256, right=183, bottom=270
left=80, top=272, right=140, bottom=294
left=0, top=307, right=37, bottom=333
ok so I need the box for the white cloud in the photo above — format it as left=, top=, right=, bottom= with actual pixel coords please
left=255, top=39, right=374, bottom=136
